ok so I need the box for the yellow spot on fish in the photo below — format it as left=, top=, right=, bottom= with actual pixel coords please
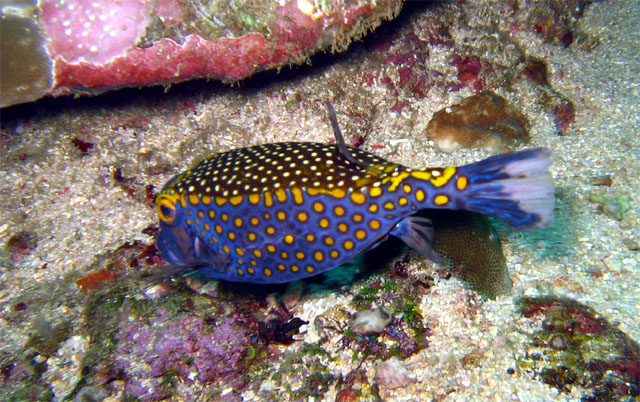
left=369, top=204, right=378, bottom=212
left=197, top=211, right=204, bottom=219
left=291, top=187, right=304, bottom=204
left=314, top=251, right=324, bottom=262
left=434, top=194, right=449, bottom=205
left=266, top=226, right=275, bottom=235
left=297, top=211, right=308, bottom=222
left=355, top=230, right=366, bottom=240
left=338, top=223, right=348, bottom=232
left=330, top=250, right=339, bottom=258
left=250, top=217, right=259, bottom=226
left=235, top=248, right=245, bottom=256
left=384, top=202, right=395, bottom=210
left=264, top=192, right=273, bottom=207
left=305, top=265, right=315, bottom=273
left=410, top=171, right=431, bottom=181
left=250, top=259, right=258, bottom=266
left=277, top=264, right=286, bottom=271
left=307, top=187, right=346, bottom=198
left=253, top=250, right=262, bottom=258
left=208, top=210, right=215, bottom=219
left=369, top=219, right=381, bottom=230
left=234, top=218, right=243, bottom=228
left=296, top=251, right=305, bottom=260
left=334, top=206, right=345, bottom=216
left=267, top=244, right=276, bottom=253
left=281, top=251, right=288, bottom=259
left=236, top=268, right=244, bottom=276
left=350, top=192, right=366, bottom=204
left=343, top=240, right=354, bottom=250
left=230, top=195, right=243, bottom=205
left=221, top=213, right=228, bottom=222
left=403, top=184, right=412, bottom=194
left=223, top=245, right=230, bottom=254
left=228, top=232, right=236, bottom=240
left=382, top=171, right=411, bottom=191
left=277, top=211, right=287, bottom=220
left=291, top=265, right=300, bottom=272
left=247, top=267, right=255, bottom=274
left=456, top=176, right=468, bottom=190
left=215, top=225, right=222, bottom=234
left=285, top=234, right=294, bottom=244
left=398, top=197, right=408, bottom=206
left=369, top=187, right=382, bottom=197
left=319, top=218, right=330, bottom=228
left=188, top=194, right=199, bottom=205
left=201, top=195, right=211, bottom=205
left=249, top=193, right=261, bottom=204
left=306, top=234, right=315, bottom=242
left=203, top=223, right=210, bottom=231
left=248, top=232, right=257, bottom=241
left=313, top=202, right=324, bottom=213
left=352, top=214, right=363, bottom=223
left=264, top=268, right=272, bottom=277
left=275, top=189, right=287, bottom=203
left=215, top=197, right=227, bottom=206
left=324, top=236, right=334, bottom=245
left=415, top=189, right=425, bottom=202
left=430, top=166, right=456, bottom=187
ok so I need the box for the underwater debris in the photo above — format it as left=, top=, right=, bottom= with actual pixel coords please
left=71, top=137, right=95, bottom=155
left=589, top=194, right=632, bottom=221
left=517, top=296, right=640, bottom=401
left=76, top=269, right=117, bottom=290
left=350, top=307, right=393, bottom=335
left=426, top=91, right=530, bottom=153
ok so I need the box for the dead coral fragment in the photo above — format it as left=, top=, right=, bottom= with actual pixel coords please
left=426, top=91, right=530, bottom=153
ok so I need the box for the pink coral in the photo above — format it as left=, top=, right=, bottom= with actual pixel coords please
left=40, top=0, right=153, bottom=64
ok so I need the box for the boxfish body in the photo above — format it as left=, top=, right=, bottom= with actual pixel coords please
left=155, top=139, right=554, bottom=284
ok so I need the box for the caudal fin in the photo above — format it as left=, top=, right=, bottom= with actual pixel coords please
left=456, top=148, right=555, bottom=230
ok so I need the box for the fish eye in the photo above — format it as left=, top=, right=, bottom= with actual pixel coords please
left=157, top=194, right=179, bottom=224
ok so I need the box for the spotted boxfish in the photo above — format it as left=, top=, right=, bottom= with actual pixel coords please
left=156, top=104, right=554, bottom=284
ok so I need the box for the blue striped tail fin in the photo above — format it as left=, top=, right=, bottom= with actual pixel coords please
left=456, top=148, right=554, bottom=230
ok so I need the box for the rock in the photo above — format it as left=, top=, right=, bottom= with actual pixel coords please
left=349, top=306, right=392, bottom=335
left=374, top=356, right=414, bottom=390
left=426, top=91, right=530, bottom=153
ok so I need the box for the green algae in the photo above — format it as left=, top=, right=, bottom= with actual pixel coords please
left=589, top=193, right=632, bottom=220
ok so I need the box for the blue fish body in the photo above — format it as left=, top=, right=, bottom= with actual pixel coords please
left=155, top=139, right=554, bottom=284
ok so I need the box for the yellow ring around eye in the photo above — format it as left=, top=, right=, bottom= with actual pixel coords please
left=157, top=194, right=179, bottom=224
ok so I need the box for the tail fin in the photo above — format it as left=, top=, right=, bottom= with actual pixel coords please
left=456, top=148, right=554, bottom=230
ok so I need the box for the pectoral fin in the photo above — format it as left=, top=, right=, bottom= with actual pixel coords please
left=390, top=215, right=446, bottom=265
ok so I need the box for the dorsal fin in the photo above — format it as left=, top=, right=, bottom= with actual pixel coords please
left=326, top=101, right=364, bottom=167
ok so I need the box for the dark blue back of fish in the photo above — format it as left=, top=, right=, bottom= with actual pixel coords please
left=156, top=142, right=554, bottom=283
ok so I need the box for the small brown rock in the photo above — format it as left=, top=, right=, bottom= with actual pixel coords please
left=426, top=91, right=530, bottom=153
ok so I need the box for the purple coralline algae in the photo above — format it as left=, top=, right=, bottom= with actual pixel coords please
left=111, top=307, right=252, bottom=400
